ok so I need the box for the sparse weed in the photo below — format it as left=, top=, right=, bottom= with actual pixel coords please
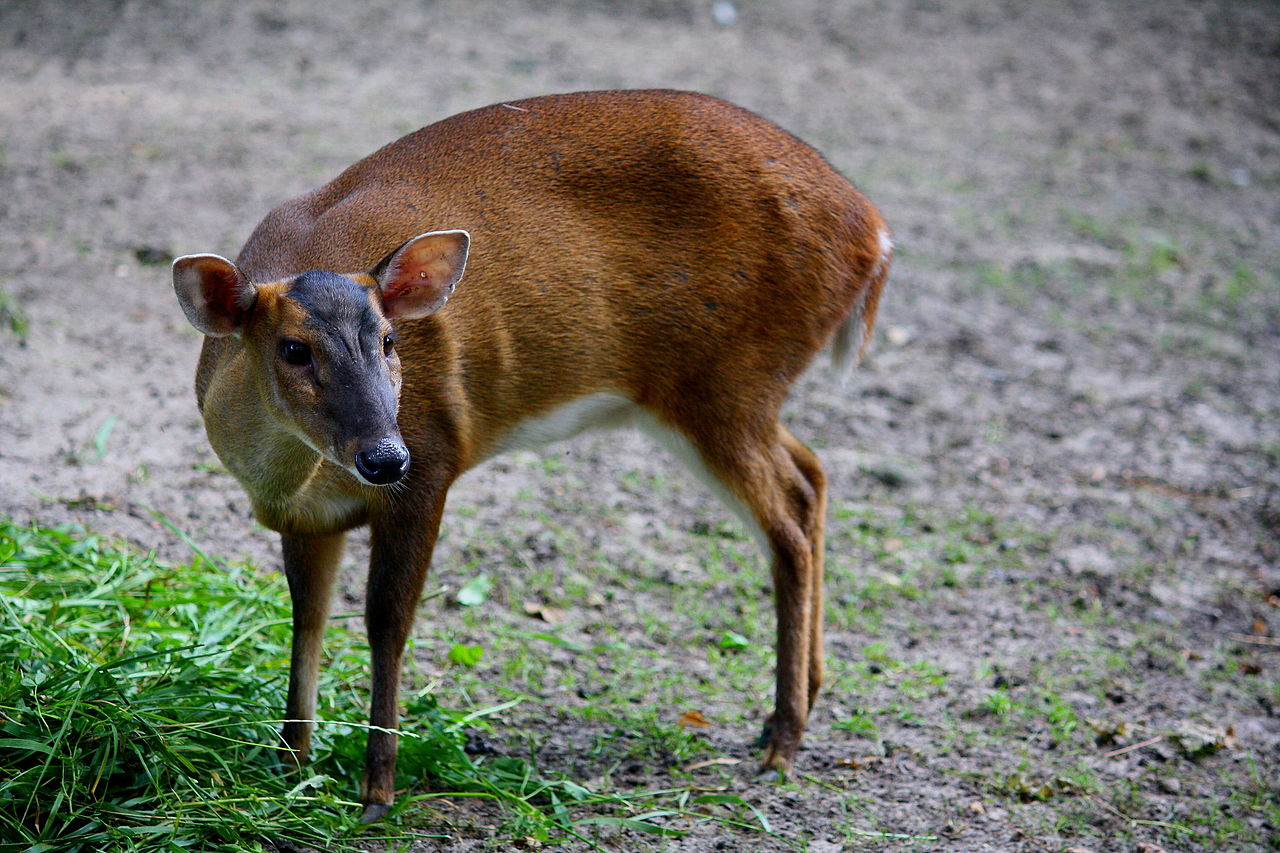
left=0, top=286, right=28, bottom=342
left=982, top=688, right=1016, bottom=717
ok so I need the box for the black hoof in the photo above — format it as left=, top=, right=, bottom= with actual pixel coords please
left=755, top=763, right=787, bottom=783
left=359, top=802, right=391, bottom=824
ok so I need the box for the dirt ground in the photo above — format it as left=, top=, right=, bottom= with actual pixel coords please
left=1, top=1, right=1278, bottom=851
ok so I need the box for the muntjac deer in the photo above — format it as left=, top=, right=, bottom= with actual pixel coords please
left=173, top=89, right=890, bottom=822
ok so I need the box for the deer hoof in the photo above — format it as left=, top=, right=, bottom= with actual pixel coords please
left=359, top=802, right=392, bottom=824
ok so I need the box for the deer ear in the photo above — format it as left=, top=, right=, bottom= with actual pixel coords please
left=173, top=253, right=254, bottom=336
left=373, top=230, right=470, bottom=320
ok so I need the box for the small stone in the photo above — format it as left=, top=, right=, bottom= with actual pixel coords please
left=885, top=325, right=912, bottom=346
left=711, top=0, right=737, bottom=25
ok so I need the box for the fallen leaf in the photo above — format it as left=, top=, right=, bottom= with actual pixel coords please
left=684, top=757, right=742, bottom=771
left=678, top=710, right=713, bottom=728
left=522, top=601, right=566, bottom=623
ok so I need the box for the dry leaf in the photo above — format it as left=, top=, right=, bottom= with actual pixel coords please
left=521, top=601, right=566, bottom=624
left=678, top=710, right=713, bottom=728
left=1004, top=772, right=1055, bottom=801
left=836, top=755, right=881, bottom=771
left=1169, top=720, right=1235, bottom=757
left=1087, top=717, right=1129, bottom=746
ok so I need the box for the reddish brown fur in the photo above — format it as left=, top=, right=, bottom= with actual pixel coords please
left=181, top=89, right=890, bottom=820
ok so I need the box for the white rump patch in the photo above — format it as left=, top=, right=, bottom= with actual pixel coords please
left=877, top=229, right=894, bottom=269
left=829, top=227, right=893, bottom=377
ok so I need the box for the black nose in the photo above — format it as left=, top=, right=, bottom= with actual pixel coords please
left=354, top=440, right=410, bottom=485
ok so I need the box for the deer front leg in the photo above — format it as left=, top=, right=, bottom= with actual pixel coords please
left=280, top=532, right=346, bottom=770
left=358, top=491, right=448, bottom=824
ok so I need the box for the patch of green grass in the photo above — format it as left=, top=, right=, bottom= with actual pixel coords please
left=896, top=661, right=947, bottom=701
left=1054, top=206, right=1280, bottom=325
left=589, top=709, right=709, bottom=774
left=827, top=502, right=1052, bottom=633
left=982, top=687, right=1015, bottom=717
left=1212, top=263, right=1260, bottom=310
left=1061, top=208, right=1117, bottom=244
left=0, top=518, right=367, bottom=850
left=970, top=260, right=1052, bottom=306
left=0, top=517, right=782, bottom=851
left=1041, top=691, right=1080, bottom=744
left=1146, top=769, right=1278, bottom=851
left=833, top=711, right=879, bottom=737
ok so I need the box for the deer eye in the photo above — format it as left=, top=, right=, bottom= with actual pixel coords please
left=280, top=339, right=312, bottom=366
left=383, top=334, right=396, bottom=357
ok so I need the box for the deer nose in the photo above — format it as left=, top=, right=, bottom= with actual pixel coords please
left=354, top=439, right=410, bottom=485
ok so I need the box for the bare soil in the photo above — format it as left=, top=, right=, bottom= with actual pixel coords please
left=1, top=1, right=1277, bottom=851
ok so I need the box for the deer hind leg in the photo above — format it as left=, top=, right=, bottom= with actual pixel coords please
left=777, top=426, right=827, bottom=713
left=648, top=409, right=823, bottom=774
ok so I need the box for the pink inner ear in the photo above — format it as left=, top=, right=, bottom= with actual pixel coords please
left=199, top=259, right=244, bottom=318
left=379, top=231, right=468, bottom=320
left=382, top=273, right=448, bottom=319
left=382, top=269, right=431, bottom=304
left=175, top=253, right=249, bottom=336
